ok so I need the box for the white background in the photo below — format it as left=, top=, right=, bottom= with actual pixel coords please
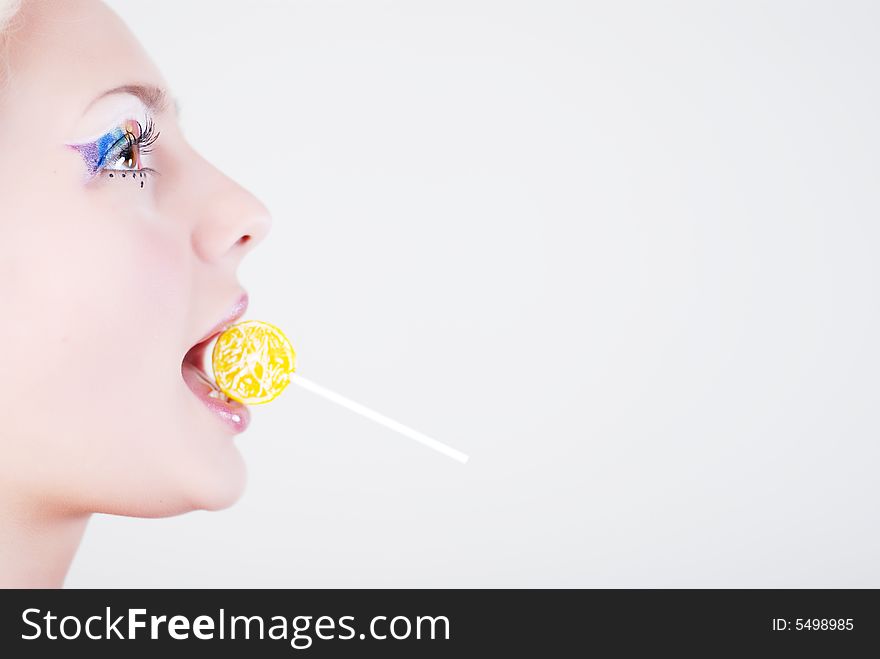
left=68, top=0, right=880, bottom=587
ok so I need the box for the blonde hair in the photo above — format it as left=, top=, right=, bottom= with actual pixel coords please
left=0, top=0, right=22, bottom=91
left=0, top=0, right=21, bottom=38
left=0, top=0, right=20, bottom=26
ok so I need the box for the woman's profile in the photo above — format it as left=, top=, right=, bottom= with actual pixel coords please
left=0, top=0, right=273, bottom=587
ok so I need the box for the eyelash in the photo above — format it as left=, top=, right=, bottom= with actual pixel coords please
left=101, top=118, right=161, bottom=178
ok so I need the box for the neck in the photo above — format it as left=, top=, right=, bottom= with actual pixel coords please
left=0, top=494, right=90, bottom=588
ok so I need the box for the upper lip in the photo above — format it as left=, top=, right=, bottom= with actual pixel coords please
left=192, top=291, right=249, bottom=348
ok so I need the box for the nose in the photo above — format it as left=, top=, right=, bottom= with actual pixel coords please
left=186, top=156, right=273, bottom=265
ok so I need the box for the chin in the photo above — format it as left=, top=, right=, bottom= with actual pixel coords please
left=104, top=447, right=249, bottom=519
left=182, top=448, right=249, bottom=513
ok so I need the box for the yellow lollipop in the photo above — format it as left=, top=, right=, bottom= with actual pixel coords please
left=211, top=318, right=469, bottom=463
left=212, top=320, right=296, bottom=405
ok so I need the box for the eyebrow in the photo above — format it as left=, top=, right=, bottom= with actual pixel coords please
left=85, top=84, right=181, bottom=118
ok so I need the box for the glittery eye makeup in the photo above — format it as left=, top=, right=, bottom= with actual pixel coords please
left=67, top=116, right=160, bottom=184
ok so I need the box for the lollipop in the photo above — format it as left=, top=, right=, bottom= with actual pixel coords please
left=212, top=320, right=296, bottom=405
left=211, top=321, right=469, bottom=463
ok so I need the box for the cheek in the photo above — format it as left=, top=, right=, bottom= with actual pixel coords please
left=41, top=217, right=187, bottom=393
left=0, top=203, right=192, bottom=501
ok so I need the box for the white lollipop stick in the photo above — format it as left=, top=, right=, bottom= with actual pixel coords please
left=288, top=374, right=470, bottom=464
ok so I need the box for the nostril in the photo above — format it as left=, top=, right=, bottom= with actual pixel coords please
left=239, top=235, right=251, bottom=245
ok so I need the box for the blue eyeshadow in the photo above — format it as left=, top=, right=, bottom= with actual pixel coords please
left=68, top=127, right=126, bottom=176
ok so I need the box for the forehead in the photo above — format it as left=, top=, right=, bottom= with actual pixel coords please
left=2, top=0, right=166, bottom=132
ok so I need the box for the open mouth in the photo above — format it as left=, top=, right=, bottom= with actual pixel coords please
left=181, top=306, right=251, bottom=434
left=183, top=332, right=230, bottom=401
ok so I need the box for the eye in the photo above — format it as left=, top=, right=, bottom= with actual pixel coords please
left=102, top=118, right=160, bottom=172
left=67, top=116, right=161, bottom=181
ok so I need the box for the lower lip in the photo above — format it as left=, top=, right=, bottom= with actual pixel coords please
left=181, top=347, right=251, bottom=434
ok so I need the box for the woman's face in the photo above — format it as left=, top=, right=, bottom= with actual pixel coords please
left=0, top=0, right=272, bottom=516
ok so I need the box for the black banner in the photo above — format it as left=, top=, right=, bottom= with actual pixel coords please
left=0, top=589, right=876, bottom=656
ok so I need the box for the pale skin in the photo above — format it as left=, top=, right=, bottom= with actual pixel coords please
left=0, top=0, right=272, bottom=586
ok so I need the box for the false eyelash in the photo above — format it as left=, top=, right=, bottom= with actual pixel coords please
left=115, top=117, right=160, bottom=157
left=132, top=117, right=160, bottom=154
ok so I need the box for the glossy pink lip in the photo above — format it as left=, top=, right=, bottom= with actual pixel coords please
left=181, top=291, right=251, bottom=434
